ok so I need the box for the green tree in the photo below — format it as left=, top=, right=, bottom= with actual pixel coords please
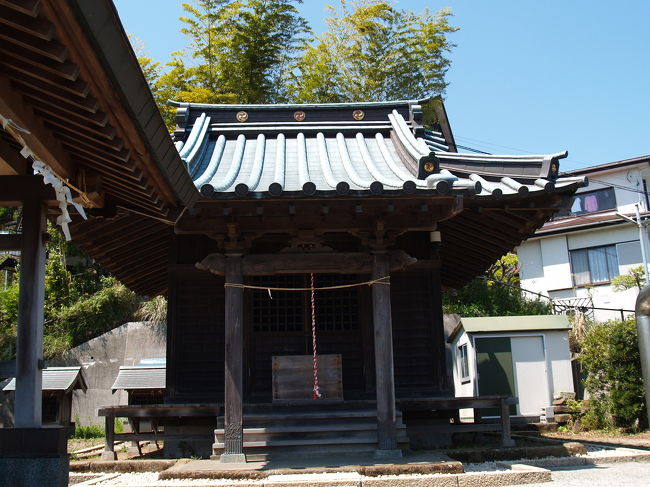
left=289, top=0, right=457, bottom=103
left=579, top=318, right=647, bottom=429
left=486, top=252, right=520, bottom=286
left=148, top=0, right=310, bottom=129
left=611, top=265, right=646, bottom=291
left=444, top=253, right=548, bottom=316
left=0, top=225, right=140, bottom=360
left=443, top=277, right=551, bottom=317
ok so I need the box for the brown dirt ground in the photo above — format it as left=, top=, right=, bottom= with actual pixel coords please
left=543, top=430, right=650, bottom=448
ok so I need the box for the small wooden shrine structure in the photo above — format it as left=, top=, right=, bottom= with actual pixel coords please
left=0, top=0, right=587, bottom=472
left=152, top=99, right=585, bottom=459
left=2, top=366, right=87, bottom=429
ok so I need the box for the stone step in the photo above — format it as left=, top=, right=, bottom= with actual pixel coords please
left=213, top=433, right=409, bottom=449
left=212, top=407, right=409, bottom=457
left=215, top=422, right=385, bottom=435
left=219, top=409, right=399, bottom=422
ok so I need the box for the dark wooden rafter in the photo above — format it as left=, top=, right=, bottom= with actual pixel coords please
left=0, top=5, right=53, bottom=40
left=0, top=0, right=182, bottom=221
left=0, top=45, right=80, bottom=81
left=0, top=23, right=66, bottom=62
left=0, top=0, right=42, bottom=18
left=0, top=175, right=57, bottom=205
left=39, top=0, right=177, bottom=208
left=0, top=137, right=28, bottom=175
left=42, top=117, right=123, bottom=152
left=2, top=57, right=89, bottom=98
left=70, top=214, right=171, bottom=296
left=32, top=105, right=115, bottom=141
left=0, top=75, right=73, bottom=177
left=22, top=90, right=107, bottom=126
left=175, top=197, right=463, bottom=237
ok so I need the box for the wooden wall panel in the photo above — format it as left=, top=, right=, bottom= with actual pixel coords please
left=167, top=267, right=225, bottom=403
left=391, top=267, right=448, bottom=396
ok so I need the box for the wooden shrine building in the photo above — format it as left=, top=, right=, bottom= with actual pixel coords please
left=0, top=0, right=587, bottom=475
left=141, top=100, right=586, bottom=460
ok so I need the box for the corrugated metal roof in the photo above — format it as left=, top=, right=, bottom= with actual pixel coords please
left=111, top=365, right=166, bottom=391
left=2, top=366, right=86, bottom=393
left=173, top=100, right=585, bottom=199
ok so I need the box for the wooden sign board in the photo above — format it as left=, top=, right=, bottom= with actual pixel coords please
left=272, top=354, right=343, bottom=402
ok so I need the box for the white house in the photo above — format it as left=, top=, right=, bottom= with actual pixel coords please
left=449, top=315, right=574, bottom=420
left=517, top=156, right=650, bottom=322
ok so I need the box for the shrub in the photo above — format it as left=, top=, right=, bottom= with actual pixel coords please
left=443, top=278, right=551, bottom=317
left=71, top=423, right=105, bottom=439
left=53, top=279, right=139, bottom=353
left=579, top=318, right=647, bottom=430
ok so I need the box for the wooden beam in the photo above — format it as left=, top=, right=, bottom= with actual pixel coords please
left=0, top=23, right=66, bottom=62
left=0, top=234, right=22, bottom=251
left=371, top=252, right=400, bottom=455
left=0, top=74, right=73, bottom=177
left=222, top=254, right=245, bottom=463
left=196, top=250, right=417, bottom=276
left=0, top=175, right=56, bottom=205
left=0, top=0, right=42, bottom=17
left=14, top=199, right=46, bottom=427
left=11, top=72, right=98, bottom=112
left=0, top=141, right=27, bottom=175
left=0, top=45, right=80, bottom=81
left=2, top=56, right=89, bottom=98
left=0, top=5, right=54, bottom=40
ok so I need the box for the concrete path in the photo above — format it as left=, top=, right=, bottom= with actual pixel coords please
left=510, top=461, right=650, bottom=486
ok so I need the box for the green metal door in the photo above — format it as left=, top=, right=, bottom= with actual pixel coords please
left=475, top=337, right=516, bottom=415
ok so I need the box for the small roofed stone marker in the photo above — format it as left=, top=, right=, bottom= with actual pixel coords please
left=371, top=251, right=402, bottom=459
left=221, top=254, right=246, bottom=463
left=635, top=286, right=650, bottom=428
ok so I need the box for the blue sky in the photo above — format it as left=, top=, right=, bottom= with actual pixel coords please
left=113, top=0, right=650, bottom=172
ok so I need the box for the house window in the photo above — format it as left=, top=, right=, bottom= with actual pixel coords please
left=556, top=188, right=617, bottom=217
left=458, top=343, right=470, bottom=381
left=570, top=245, right=619, bottom=285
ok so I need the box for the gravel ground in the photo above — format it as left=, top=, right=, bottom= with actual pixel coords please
left=71, top=443, right=650, bottom=486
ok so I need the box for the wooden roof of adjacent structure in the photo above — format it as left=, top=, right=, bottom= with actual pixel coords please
left=2, top=366, right=87, bottom=393
left=0, top=0, right=198, bottom=214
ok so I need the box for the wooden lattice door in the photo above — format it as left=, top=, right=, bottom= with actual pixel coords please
left=246, top=273, right=367, bottom=402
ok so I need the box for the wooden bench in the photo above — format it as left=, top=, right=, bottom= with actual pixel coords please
left=97, top=404, right=221, bottom=460
left=397, top=395, right=517, bottom=447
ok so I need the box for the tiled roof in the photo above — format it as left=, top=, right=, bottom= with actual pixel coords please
left=535, top=210, right=650, bottom=235
left=111, top=365, right=166, bottom=391
left=2, top=366, right=86, bottom=393
left=173, top=100, right=586, bottom=199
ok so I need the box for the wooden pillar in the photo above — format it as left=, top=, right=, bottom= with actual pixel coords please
left=371, top=252, right=401, bottom=457
left=14, top=199, right=46, bottom=428
left=221, top=254, right=246, bottom=463
left=101, top=414, right=117, bottom=460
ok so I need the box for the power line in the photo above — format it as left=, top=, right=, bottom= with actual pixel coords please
left=456, top=144, right=491, bottom=154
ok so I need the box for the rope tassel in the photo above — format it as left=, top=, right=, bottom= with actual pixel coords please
left=310, top=273, right=321, bottom=400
